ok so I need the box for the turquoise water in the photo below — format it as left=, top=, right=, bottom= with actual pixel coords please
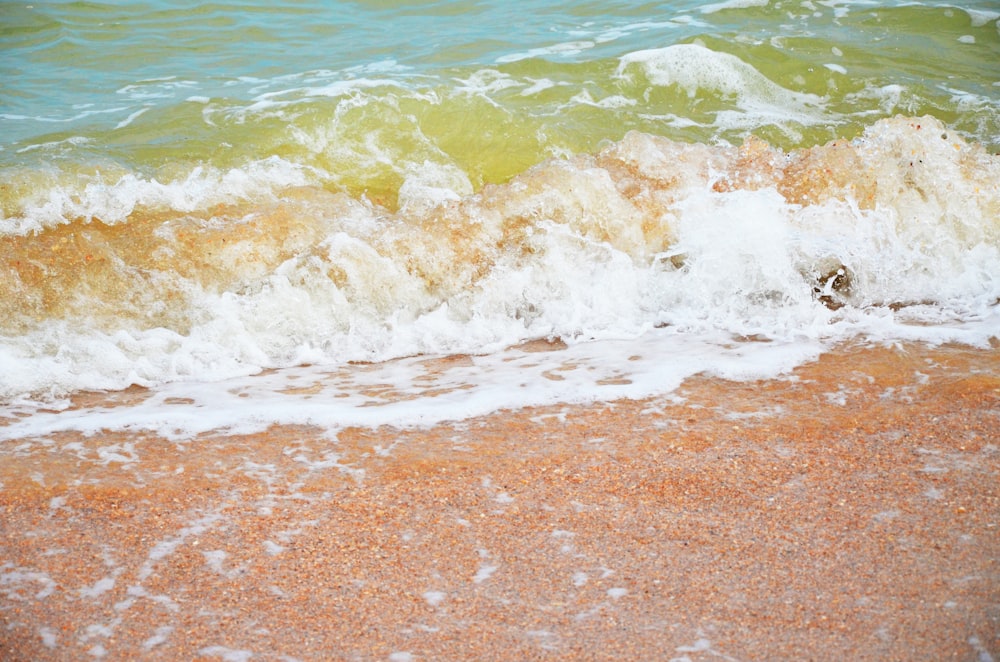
left=4, top=1, right=999, bottom=162
left=1, top=1, right=999, bottom=407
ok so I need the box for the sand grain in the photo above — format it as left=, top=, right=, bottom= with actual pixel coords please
left=1, top=343, right=998, bottom=660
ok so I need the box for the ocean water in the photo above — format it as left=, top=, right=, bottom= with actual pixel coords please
left=1, top=0, right=998, bottom=437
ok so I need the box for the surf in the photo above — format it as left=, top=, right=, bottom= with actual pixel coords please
left=1, top=116, right=998, bottom=407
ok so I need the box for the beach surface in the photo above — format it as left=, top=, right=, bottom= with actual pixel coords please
left=2, top=341, right=998, bottom=661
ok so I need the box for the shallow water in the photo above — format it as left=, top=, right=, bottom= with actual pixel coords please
left=1, top=342, right=998, bottom=660
left=1, top=1, right=998, bottom=429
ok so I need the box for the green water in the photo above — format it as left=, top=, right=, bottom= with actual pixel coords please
left=2, top=1, right=998, bottom=198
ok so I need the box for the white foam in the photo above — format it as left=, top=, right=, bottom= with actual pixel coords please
left=397, top=161, right=473, bottom=214
left=964, top=8, right=1000, bottom=27
left=423, top=590, right=446, bottom=607
left=473, top=564, right=498, bottom=583
left=142, top=626, right=174, bottom=651
left=39, top=626, right=58, bottom=649
left=0, top=328, right=814, bottom=440
left=114, top=107, right=151, bottom=129
left=1, top=118, right=998, bottom=429
left=14, top=135, right=93, bottom=154
left=80, top=577, right=116, bottom=599
left=568, top=90, right=638, bottom=110
left=700, top=0, right=769, bottom=14
left=115, top=80, right=199, bottom=106
left=242, top=77, right=407, bottom=115
left=520, top=78, right=560, bottom=96
left=0, top=156, right=322, bottom=236
left=495, top=41, right=596, bottom=64
left=0, top=564, right=57, bottom=600
left=197, top=646, right=254, bottom=662
left=617, top=44, right=826, bottom=129
left=453, top=69, right=521, bottom=96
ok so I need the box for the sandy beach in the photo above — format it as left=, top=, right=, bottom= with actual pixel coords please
left=1, top=341, right=998, bottom=661
left=4, top=1, right=1000, bottom=660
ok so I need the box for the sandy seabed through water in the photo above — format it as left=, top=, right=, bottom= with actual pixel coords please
left=1, top=341, right=998, bottom=661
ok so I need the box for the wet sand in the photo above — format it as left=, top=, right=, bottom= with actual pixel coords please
left=1, top=342, right=998, bottom=661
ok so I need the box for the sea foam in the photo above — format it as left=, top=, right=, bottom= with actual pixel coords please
left=1, top=117, right=998, bottom=424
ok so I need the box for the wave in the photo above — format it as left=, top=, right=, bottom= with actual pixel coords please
left=1, top=115, right=998, bottom=402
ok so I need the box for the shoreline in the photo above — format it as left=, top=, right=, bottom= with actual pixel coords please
left=2, top=342, right=998, bottom=660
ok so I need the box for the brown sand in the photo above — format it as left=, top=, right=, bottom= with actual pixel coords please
left=1, top=342, right=998, bottom=661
